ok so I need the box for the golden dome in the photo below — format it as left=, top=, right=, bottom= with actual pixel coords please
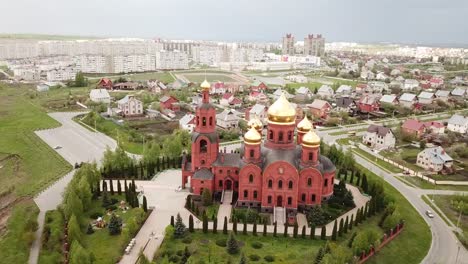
left=244, top=126, right=262, bottom=145
left=247, top=114, right=263, bottom=131
left=200, top=79, right=211, bottom=89
left=297, top=115, right=313, bottom=133
left=267, top=92, right=296, bottom=124
left=302, top=129, right=321, bottom=148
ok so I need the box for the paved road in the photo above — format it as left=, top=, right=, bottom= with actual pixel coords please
left=322, top=130, right=468, bottom=264
left=29, top=112, right=118, bottom=264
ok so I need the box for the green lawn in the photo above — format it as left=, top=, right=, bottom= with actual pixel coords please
left=85, top=71, right=174, bottom=83
left=431, top=195, right=468, bottom=248
left=285, top=82, right=324, bottom=90
left=77, top=114, right=144, bottom=154
left=38, top=210, right=65, bottom=264
left=0, top=84, right=72, bottom=196
left=357, top=165, right=431, bottom=264
left=352, top=148, right=403, bottom=174
left=180, top=73, right=237, bottom=83
left=380, top=147, right=423, bottom=173
left=0, top=200, right=39, bottom=264
left=397, top=176, right=468, bottom=192
left=29, top=86, right=92, bottom=112
left=155, top=231, right=326, bottom=263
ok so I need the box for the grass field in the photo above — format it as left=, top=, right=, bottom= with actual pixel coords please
left=0, top=84, right=72, bottom=196
left=357, top=165, right=431, bottom=264
left=285, top=82, right=324, bottom=91
left=0, top=200, right=39, bottom=264
left=85, top=71, right=174, bottom=83
left=351, top=148, right=403, bottom=174
left=179, top=73, right=238, bottom=83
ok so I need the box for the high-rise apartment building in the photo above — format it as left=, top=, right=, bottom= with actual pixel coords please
left=282, top=34, right=295, bottom=55
left=303, top=34, right=325, bottom=57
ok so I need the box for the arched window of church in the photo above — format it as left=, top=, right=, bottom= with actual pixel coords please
left=253, top=191, right=258, bottom=199
left=287, top=131, right=292, bottom=141
left=288, top=180, right=293, bottom=189
left=309, top=152, right=313, bottom=161
left=244, top=190, right=248, bottom=198
left=268, top=195, right=272, bottom=204
left=202, top=117, right=206, bottom=126
left=287, top=197, right=292, bottom=205
left=249, top=174, right=254, bottom=183
left=250, top=149, right=255, bottom=158
left=209, top=117, right=213, bottom=126
left=301, top=193, right=306, bottom=202
left=269, top=130, right=274, bottom=140
left=278, top=180, right=283, bottom=189
left=307, top=178, right=312, bottom=186
left=268, top=179, right=273, bottom=188
left=278, top=131, right=284, bottom=142
left=200, top=139, right=208, bottom=153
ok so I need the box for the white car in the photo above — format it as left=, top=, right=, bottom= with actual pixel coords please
left=53, top=145, right=62, bottom=149
left=425, top=210, right=434, bottom=218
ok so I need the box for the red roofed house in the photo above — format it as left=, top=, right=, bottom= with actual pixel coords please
left=250, top=81, right=268, bottom=92
left=430, top=77, right=444, bottom=88
left=220, top=93, right=242, bottom=107
left=358, top=94, right=381, bottom=113
left=355, top=83, right=370, bottom=94
left=97, top=78, right=113, bottom=90
left=423, top=121, right=445, bottom=134
left=248, top=91, right=269, bottom=104
left=210, top=82, right=226, bottom=95
left=159, top=95, right=180, bottom=112
left=308, top=99, right=332, bottom=119
left=401, top=119, right=426, bottom=138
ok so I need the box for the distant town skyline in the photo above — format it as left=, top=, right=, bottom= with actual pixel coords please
left=1, top=0, right=467, bottom=46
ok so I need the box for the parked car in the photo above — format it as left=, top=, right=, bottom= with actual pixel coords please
left=425, top=210, right=434, bottom=218
left=53, top=145, right=62, bottom=149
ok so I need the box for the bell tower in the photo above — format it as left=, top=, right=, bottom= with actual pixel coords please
left=191, top=80, right=219, bottom=169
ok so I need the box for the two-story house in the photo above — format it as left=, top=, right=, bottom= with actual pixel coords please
left=159, top=95, right=180, bottom=112
left=417, top=146, right=453, bottom=172
left=308, top=99, right=332, bottom=119
left=447, top=114, right=468, bottom=134
left=362, top=125, right=396, bottom=150
left=117, top=95, right=143, bottom=116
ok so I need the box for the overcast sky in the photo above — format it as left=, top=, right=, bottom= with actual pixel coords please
left=1, top=0, right=467, bottom=45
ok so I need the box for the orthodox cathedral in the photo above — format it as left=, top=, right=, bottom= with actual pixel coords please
left=182, top=80, right=336, bottom=213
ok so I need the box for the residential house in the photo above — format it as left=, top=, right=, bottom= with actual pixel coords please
left=287, top=75, right=308, bottom=83
left=399, top=93, right=418, bottom=108
left=451, top=87, right=467, bottom=100
left=210, top=82, right=227, bottom=95
left=362, top=125, right=396, bottom=150
left=220, top=93, right=242, bottom=108
left=401, top=119, right=426, bottom=138
left=159, top=95, right=180, bottom=112
left=403, top=79, right=419, bottom=90
left=390, top=69, right=401, bottom=76
left=335, top=97, right=357, bottom=114
left=335, top=85, right=352, bottom=96
left=250, top=81, right=268, bottom=92
left=417, top=146, right=453, bottom=172
left=147, top=80, right=167, bottom=94
left=355, top=83, right=370, bottom=94
left=295, top=86, right=313, bottom=101
left=360, top=70, right=375, bottom=80
left=97, top=78, right=113, bottom=90
left=89, top=89, right=111, bottom=104
left=358, top=94, right=381, bottom=113
left=379, top=94, right=399, bottom=106
left=246, top=104, right=267, bottom=123
left=179, top=113, right=196, bottom=133
left=430, top=77, right=444, bottom=88
left=216, top=109, right=241, bottom=129
left=317, top=85, right=334, bottom=99
left=376, top=72, right=389, bottom=81
left=248, top=91, right=269, bottom=104
left=390, top=80, right=403, bottom=89
left=272, top=88, right=293, bottom=100
left=170, top=79, right=188, bottom=90
left=368, top=81, right=388, bottom=93
left=36, top=84, right=49, bottom=92
left=418, top=92, right=435, bottom=105
left=435, top=90, right=450, bottom=102
left=113, top=82, right=140, bottom=90
left=424, top=121, right=445, bottom=134
left=117, top=95, right=143, bottom=116
left=308, top=99, right=332, bottom=119
left=447, top=114, right=468, bottom=134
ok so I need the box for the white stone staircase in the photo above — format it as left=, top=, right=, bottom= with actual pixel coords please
left=273, top=207, right=286, bottom=225
left=217, top=190, right=233, bottom=222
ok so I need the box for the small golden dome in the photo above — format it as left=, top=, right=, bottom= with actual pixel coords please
left=297, top=115, right=313, bottom=133
left=267, top=93, right=296, bottom=124
left=247, top=114, right=263, bottom=131
left=244, top=126, right=262, bottom=145
left=200, top=79, right=211, bottom=89
left=302, top=129, right=320, bottom=148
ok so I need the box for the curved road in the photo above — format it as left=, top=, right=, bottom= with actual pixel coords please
left=321, top=132, right=467, bottom=264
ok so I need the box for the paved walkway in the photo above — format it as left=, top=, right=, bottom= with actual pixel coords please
left=217, top=190, right=233, bottom=222
left=296, top=213, right=308, bottom=228
left=29, top=112, right=117, bottom=264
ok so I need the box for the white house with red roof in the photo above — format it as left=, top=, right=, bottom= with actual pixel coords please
left=220, top=93, right=242, bottom=107
left=430, top=77, right=444, bottom=88
left=248, top=91, right=268, bottom=104
left=210, top=81, right=226, bottom=95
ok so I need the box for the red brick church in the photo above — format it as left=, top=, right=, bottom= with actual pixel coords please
left=182, top=80, right=335, bottom=213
